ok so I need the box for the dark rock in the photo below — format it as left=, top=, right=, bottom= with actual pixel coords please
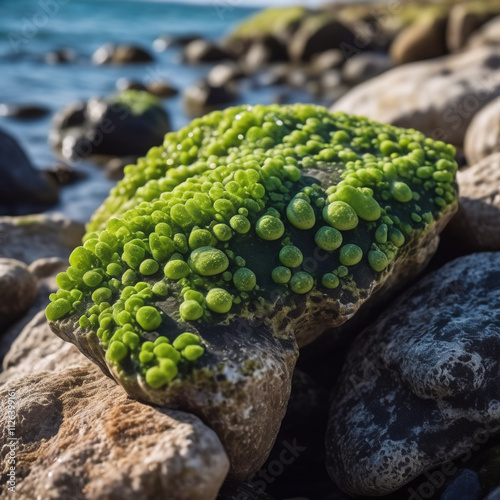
left=0, top=258, right=38, bottom=330
left=441, top=470, right=482, bottom=500
left=207, top=63, right=244, bottom=87
left=183, top=80, right=237, bottom=118
left=486, top=486, right=500, bottom=500
left=92, top=43, right=154, bottom=65
left=468, top=16, right=500, bottom=48
left=241, top=35, right=288, bottom=73
left=341, top=52, right=393, bottom=85
left=115, top=77, right=147, bottom=92
left=258, top=64, right=290, bottom=87
left=43, top=162, right=85, bottom=186
left=308, top=49, right=345, bottom=76
left=326, top=252, right=500, bottom=496
left=390, top=16, right=448, bottom=65
left=289, top=17, right=358, bottom=62
left=447, top=153, right=500, bottom=251
left=44, top=47, right=77, bottom=64
left=145, top=80, right=178, bottom=98
left=183, top=39, right=235, bottom=64
left=153, top=34, right=201, bottom=52
left=0, top=103, right=49, bottom=119
left=50, top=90, right=170, bottom=159
left=217, top=479, right=275, bottom=500
left=105, top=155, right=139, bottom=181
left=0, top=128, right=59, bottom=213
left=286, top=67, right=308, bottom=88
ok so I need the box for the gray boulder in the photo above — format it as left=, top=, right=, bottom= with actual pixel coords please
left=326, top=252, right=500, bottom=496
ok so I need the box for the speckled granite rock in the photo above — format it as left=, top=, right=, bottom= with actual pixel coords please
left=0, top=213, right=84, bottom=265
left=464, top=96, right=500, bottom=165
left=0, top=362, right=229, bottom=500
left=326, top=252, right=500, bottom=496
left=448, top=153, right=500, bottom=251
left=332, top=46, right=500, bottom=147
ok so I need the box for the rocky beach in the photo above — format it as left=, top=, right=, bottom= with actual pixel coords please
left=1, top=1, right=500, bottom=499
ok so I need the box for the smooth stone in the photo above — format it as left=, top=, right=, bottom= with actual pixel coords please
left=486, top=486, right=500, bottom=500
left=91, top=43, right=154, bottom=64
left=115, top=77, right=147, bottom=92
left=207, top=63, right=243, bottom=87
left=44, top=47, right=77, bottom=64
left=468, top=16, right=500, bottom=48
left=308, top=49, right=345, bottom=76
left=0, top=103, right=49, bottom=119
left=145, top=80, right=178, bottom=98
left=333, top=46, right=500, bottom=147
left=153, top=34, right=201, bottom=52
left=341, top=52, right=393, bottom=85
left=441, top=470, right=482, bottom=500
left=183, top=79, right=237, bottom=118
left=43, top=162, right=85, bottom=186
left=447, top=153, right=500, bottom=251
left=326, top=252, right=500, bottom=496
left=183, top=39, right=235, bottom=64
left=464, top=96, right=500, bottom=165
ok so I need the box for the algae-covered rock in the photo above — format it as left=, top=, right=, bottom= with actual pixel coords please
left=48, top=103, right=458, bottom=476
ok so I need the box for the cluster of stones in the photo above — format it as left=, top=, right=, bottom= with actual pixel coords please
left=46, top=104, right=458, bottom=389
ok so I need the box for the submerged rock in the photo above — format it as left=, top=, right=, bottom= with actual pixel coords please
left=183, top=39, right=235, bottom=64
left=92, top=43, right=154, bottom=65
left=50, top=90, right=170, bottom=159
left=0, top=103, right=49, bottom=119
left=326, top=252, right=500, bottom=496
left=332, top=46, right=500, bottom=147
left=47, top=104, right=458, bottom=478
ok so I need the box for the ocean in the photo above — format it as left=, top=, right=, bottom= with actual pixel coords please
left=0, top=0, right=316, bottom=222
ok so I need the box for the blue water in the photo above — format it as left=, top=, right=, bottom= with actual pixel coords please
left=0, top=0, right=316, bottom=222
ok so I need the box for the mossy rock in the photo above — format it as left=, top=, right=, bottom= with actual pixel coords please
left=48, top=103, right=458, bottom=476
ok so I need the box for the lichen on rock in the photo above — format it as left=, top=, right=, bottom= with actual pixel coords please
left=47, top=103, right=458, bottom=391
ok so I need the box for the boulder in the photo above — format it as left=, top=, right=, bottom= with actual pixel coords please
left=468, top=16, right=500, bottom=48
left=153, top=34, right=201, bottom=52
left=0, top=213, right=84, bottom=264
left=0, top=259, right=38, bottom=330
left=145, top=80, right=178, bottom=99
left=0, top=128, right=58, bottom=214
left=389, top=15, right=448, bottom=65
left=0, top=360, right=229, bottom=499
left=332, top=46, right=500, bottom=147
left=464, top=96, right=500, bottom=165
left=447, top=153, right=500, bottom=251
left=0, top=103, right=49, bottom=119
left=44, top=47, right=77, bottom=64
left=183, top=39, right=235, bottom=64
left=115, top=77, right=147, bottom=92
left=341, top=52, right=393, bottom=85
left=207, top=63, right=243, bottom=87
left=92, top=43, right=154, bottom=65
left=308, top=49, right=345, bottom=76
left=326, top=252, right=500, bottom=496
left=441, top=470, right=483, bottom=500
left=183, top=80, right=237, bottom=118
left=50, top=90, right=170, bottom=159
left=240, top=35, right=288, bottom=72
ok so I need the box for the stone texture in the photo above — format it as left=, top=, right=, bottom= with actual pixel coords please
left=0, top=213, right=84, bottom=265
left=390, top=16, right=448, bottom=65
left=464, top=96, right=500, bottom=165
left=332, top=46, right=500, bottom=147
left=0, top=259, right=38, bottom=330
left=447, top=153, right=500, bottom=251
left=326, top=252, right=500, bottom=496
left=92, top=43, right=153, bottom=64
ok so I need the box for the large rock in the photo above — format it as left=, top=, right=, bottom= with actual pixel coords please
left=447, top=153, right=500, bottom=251
left=464, top=96, right=500, bottom=165
left=341, top=52, right=393, bottom=85
left=0, top=128, right=58, bottom=214
left=0, top=213, right=84, bottom=264
left=92, top=43, right=153, bottom=65
left=0, top=363, right=229, bottom=499
left=390, top=15, right=448, bottom=65
left=326, top=252, right=500, bottom=496
left=50, top=90, right=170, bottom=159
left=183, top=80, right=237, bottom=118
left=0, top=259, right=38, bottom=330
left=333, top=46, right=500, bottom=148
left=183, top=39, right=235, bottom=64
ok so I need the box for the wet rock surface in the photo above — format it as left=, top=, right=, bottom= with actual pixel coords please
left=326, top=252, right=500, bottom=496
left=92, top=43, right=154, bottom=65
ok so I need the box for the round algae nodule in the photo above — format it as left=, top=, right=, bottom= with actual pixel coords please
left=179, top=300, right=204, bottom=321
left=183, top=345, right=205, bottom=361
left=139, top=259, right=159, bottom=276
left=323, top=201, right=358, bottom=231
left=164, top=260, right=190, bottom=280
left=230, top=215, right=251, bottom=234
left=339, top=244, right=363, bottom=266
left=206, top=288, right=233, bottom=313
left=272, top=266, right=291, bottom=284
left=255, top=215, right=284, bottom=241
left=136, top=306, right=162, bottom=331
left=290, top=272, right=314, bottom=294
left=213, top=223, right=232, bottom=241
left=329, top=185, right=381, bottom=221
left=106, top=341, right=128, bottom=363
left=322, top=273, right=339, bottom=289
left=286, top=198, right=316, bottom=230
left=315, top=226, right=342, bottom=251
left=173, top=332, right=201, bottom=350
left=145, top=366, right=169, bottom=389
left=279, top=245, right=303, bottom=268
left=46, top=298, right=72, bottom=322
left=233, top=267, right=256, bottom=291
left=83, top=270, right=102, bottom=287
left=188, top=246, right=229, bottom=276
left=368, top=249, right=389, bottom=272
left=189, top=229, right=213, bottom=250
left=391, top=181, right=413, bottom=202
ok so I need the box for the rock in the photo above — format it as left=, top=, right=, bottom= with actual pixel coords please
left=289, top=16, right=358, bottom=62
left=486, top=486, right=500, bottom=500
left=308, top=49, right=345, bottom=76
left=468, top=16, right=500, bottom=48
left=464, top=96, right=500, bottom=165
left=105, top=156, right=139, bottom=181
left=0, top=103, right=49, bottom=119
left=217, top=480, right=275, bottom=500
left=0, top=129, right=59, bottom=215
left=207, top=63, right=243, bottom=87
left=447, top=153, right=500, bottom=251
left=441, top=470, right=483, bottom=500
left=183, top=39, right=235, bottom=64
left=146, top=80, right=178, bottom=98
left=326, top=252, right=500, bottom=496
left=0, top=213, right=84, bottom=264
left=92, top=43, right=154, bottom=65
left=0, top=360, right=229, bottom=499
left=115, top=77, right=147, bottom=92
left=258, top=64, right=290, bottom=87
left=43, top=162, right=85, bottom=186
left=183, top=80, right=237, bottom=118
left=332, top=46, right=500, bottom=147
left=241, top=35, right=288, bottom=73
left=153, top=34, right=201, bottom=52
left=44, top=47, right=77, bottom=64
left=446, top=4, right=497, bottom=52
left=390, top=16, right=448, bottom=65
left=341, top=52, right=393, bottom=85
left=0, top=258, right=38, bottom=330
left=50, top=90, right=170, bottom=159
left=286, top=68, right=308, bottom=89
